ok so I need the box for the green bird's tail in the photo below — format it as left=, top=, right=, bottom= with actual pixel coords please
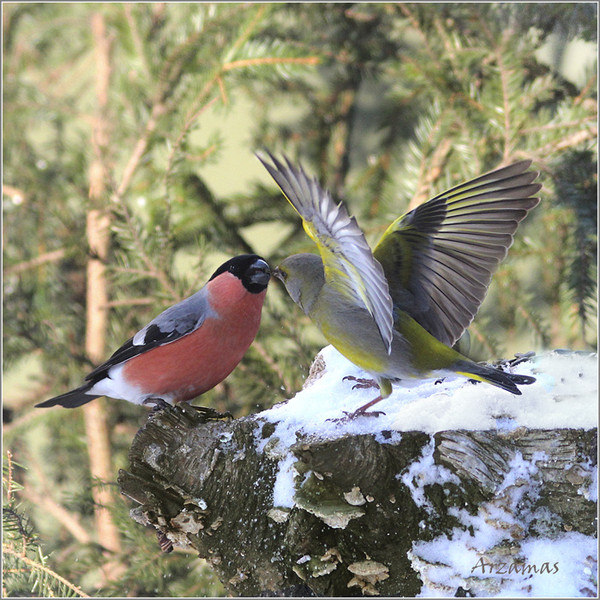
left=452, top=359, right=536, bottom=395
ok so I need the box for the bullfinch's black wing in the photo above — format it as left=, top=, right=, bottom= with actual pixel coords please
left=85, top=289, right=212, bottom=383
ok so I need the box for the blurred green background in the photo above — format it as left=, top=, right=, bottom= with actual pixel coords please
left=3, top=3, right=597, bottom=596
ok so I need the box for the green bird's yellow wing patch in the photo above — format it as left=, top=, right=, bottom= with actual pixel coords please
left=259, top=152, right=394, bottom=352
left=373, top=161, right=541, bottom=347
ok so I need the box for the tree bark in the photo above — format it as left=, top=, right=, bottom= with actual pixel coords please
left=118, top=405, right=596, bottom=596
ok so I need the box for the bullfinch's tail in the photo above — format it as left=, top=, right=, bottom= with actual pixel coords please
left=36, top=384, right=100, bottom=408
left=454, top=360, right=536, bottom=395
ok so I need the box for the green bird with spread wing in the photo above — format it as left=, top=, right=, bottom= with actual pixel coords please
left=259, top=153, right=541, bottom=417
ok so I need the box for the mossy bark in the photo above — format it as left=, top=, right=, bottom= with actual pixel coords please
left=118, top=405, right=597, bottom=596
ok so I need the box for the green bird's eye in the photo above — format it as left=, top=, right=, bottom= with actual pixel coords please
left=274, top=267, right=287, bottom=281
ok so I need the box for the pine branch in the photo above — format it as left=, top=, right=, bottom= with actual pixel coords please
left=123, top=4, right=153, bottom=80
left=397, top=3, right=443, bottom=68
left=222, top=54, right=320, bottom=72
left=3, top=452, right=88, bottom=598
left=164, top=93, right=221, bottom=191
left=182, top=174, right=255, bottom=256
left=407, top=107, right=454, bottom=210
left=515, top=302, right=552, bottom=348
left=410, top=136, right=453, bottom=210
left=111, top=202, right=179, bottom=299
left=225, top=3, right=270, bottom=60
left=3, top=546, right=90, bottom=598
left=164, top=36, right=319, bottom=188
left=490, top=30, right=515, bottom=161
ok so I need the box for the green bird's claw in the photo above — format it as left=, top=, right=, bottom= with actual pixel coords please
left=342, top=375, right=379, bottom=390
left=343, top=408, right=386, bottom=419
left=327, top=409, right=386, bottom=424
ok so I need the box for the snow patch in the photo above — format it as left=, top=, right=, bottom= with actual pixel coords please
left=259, top=347, right=597, bottom=437
left=399, top=439, right=461, bottom=509
left=271, top=453, right=298, bottom=509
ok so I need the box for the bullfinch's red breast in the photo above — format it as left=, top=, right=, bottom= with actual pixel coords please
left=36, top=255, right=271, bottom=409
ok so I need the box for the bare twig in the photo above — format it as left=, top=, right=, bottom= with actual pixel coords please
left=2, top=184, right=27, bottom=203
left=84, top=12, right=122, bottom=562
left=496, top=43, right=513, bottom=162
left=22, top=473, right=91, bottom=545
left=5, top=249, right=66, bottom=276
left=574, top=73, right=597, bottom=106
left=222, top=55, right=320, bottom=71
left=536, top=126, right=597, bottom=156
left=5, top=450, right=15, bottom=502
left=103, top=297, right=156, bottom=308
left=466, top=323, right=497, bottom=357
left=519, top=115, right=597, bottom=134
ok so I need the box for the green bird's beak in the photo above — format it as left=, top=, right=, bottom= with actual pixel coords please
left=273, top=266, right=286, bottom=282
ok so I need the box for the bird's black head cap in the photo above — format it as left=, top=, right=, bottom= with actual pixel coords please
left=209, top=254, right=271, bottom=293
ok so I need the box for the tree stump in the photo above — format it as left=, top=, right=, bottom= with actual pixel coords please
left=118, top=402, right=597, bottom=596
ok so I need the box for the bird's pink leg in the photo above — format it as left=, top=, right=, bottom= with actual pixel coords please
left=327, top=394, right=386, bottom=422
left=343, top=394, right=386, bottom=419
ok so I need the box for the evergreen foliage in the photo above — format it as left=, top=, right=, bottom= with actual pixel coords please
left=3, top=452, right=87, bottom=597
left=3, top=3, right=596, bottom=596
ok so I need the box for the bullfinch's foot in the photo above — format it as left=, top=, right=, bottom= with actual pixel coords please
left=143, top=397, right=171, bottom=412
left=342, top=375, right=379, bottom=390
left=190, top=405, right=233, bottom=421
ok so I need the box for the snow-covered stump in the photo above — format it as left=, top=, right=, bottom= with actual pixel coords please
left=118, top=350, right=598, bottom=597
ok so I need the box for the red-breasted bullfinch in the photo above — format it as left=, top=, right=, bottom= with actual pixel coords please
left=36, top=254, right=271, bottom=409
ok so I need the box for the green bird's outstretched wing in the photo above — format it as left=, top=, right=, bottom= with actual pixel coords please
left=259, top=152, right=394, bottom=352
left=373, top=161, right=541, bottom=347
